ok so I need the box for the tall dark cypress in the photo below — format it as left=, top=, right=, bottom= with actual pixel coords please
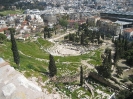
left=102, top=57, right=111, bottom=78
left=80, top=66, right=83, bottom=86
left=97, top=32, right=100, bottom=44
left=80, top=33, right=84, bottom=45
left=10, top=29, right=20, bottom=67
left=118, top=33, right=121, bottom=42
left=124, top=40, right=128, bottom=51
left=114, top=47, right=119, bottom=64
left=44, top=32, right=46, bottom=39
left=78, top=25, right=80, bottom=36
left=47, top=29, right=51, bottom=38
left=48, top=54, right=57, bottom=77
left=108, top=49, right=112, bottom=64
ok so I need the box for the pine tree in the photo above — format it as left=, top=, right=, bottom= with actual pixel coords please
left=80, top=66, right=83, bottom=86
left=48, top=54, right=57, bottom=77
left=10, top=29, right=20, bottom=68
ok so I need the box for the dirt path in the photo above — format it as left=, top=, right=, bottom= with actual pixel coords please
left=100, top=40, right=115, bottom=52
left=48, top=30, right=76, bottom=43
left=19, top=51, right=49, bottom=62
left=81, top=59, right=94, bottom=69
left=85, top=80, right=94, bottom=97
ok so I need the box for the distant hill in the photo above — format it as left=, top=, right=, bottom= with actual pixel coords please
left=0, top=0, right=19, bottom=5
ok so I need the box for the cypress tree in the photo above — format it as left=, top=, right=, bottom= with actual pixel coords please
left=44, top=32, right=46, bottom=39
left=91, top=32, right=95, bottom=43
left=122, top=36, right=125, bottom=43
left=78, top=25, right=80, bottom=35
left=97, top=32, right=100, bottom=44
left=86, top=18, right=89, bottom=26
left=124, top=40, right=128, bottom=51
left=80, top=33, right=84, bottom=45
left=118, top=33, right=121, bottom=42
left=10, top=29, right=20, bottom=68
left=103, top=57, right=111, bottom=78
left=48, top=54, right=57, bottom=77
left=80, top=66, right=83, bottom=86
left=47, top=29, right=51, bottom=38
left=97, top=55, right=112, bottom=78
left=112, top=35, right=114, bottom=43
left=54, top=24, right=57, bottom=35
left=116, top=66, right=123, bottom=76
left=68, top=33, right=71, bottom=41
left=54, top=28, right=56, bottom=35
left=114, top=47, right=119, bottom=64
left=108, top=49, right=112, bottom=64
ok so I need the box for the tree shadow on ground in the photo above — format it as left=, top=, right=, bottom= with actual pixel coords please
left=26, top=64, right=49, bottom=76
left=129, top=75, right=133, bottom=83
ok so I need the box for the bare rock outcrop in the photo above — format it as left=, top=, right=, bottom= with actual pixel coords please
left=0, top=58, right=61, bottom=99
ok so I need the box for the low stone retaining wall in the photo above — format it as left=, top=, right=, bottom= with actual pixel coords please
left=88, top=72, right=120, bottom=90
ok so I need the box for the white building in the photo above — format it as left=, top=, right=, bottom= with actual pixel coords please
left=0, top=20, right=6, bottom=28
left=123, top=28, right=133, bottom=41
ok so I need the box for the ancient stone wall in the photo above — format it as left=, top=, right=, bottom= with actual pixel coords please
left=88, top=72, right=120, bottom=90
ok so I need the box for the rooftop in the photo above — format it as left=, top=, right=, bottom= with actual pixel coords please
left=114, top=20, right=132, bottom=25
left=123, top=28, right=133, bottom=33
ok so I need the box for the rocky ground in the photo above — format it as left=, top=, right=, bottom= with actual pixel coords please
left=44, top=30, right=98, bottom=56
left=46, top=43, right=97, bottom=56
left=0, top=58, right=61, bottom=99
left=1, top=29, right=129, bottom=99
